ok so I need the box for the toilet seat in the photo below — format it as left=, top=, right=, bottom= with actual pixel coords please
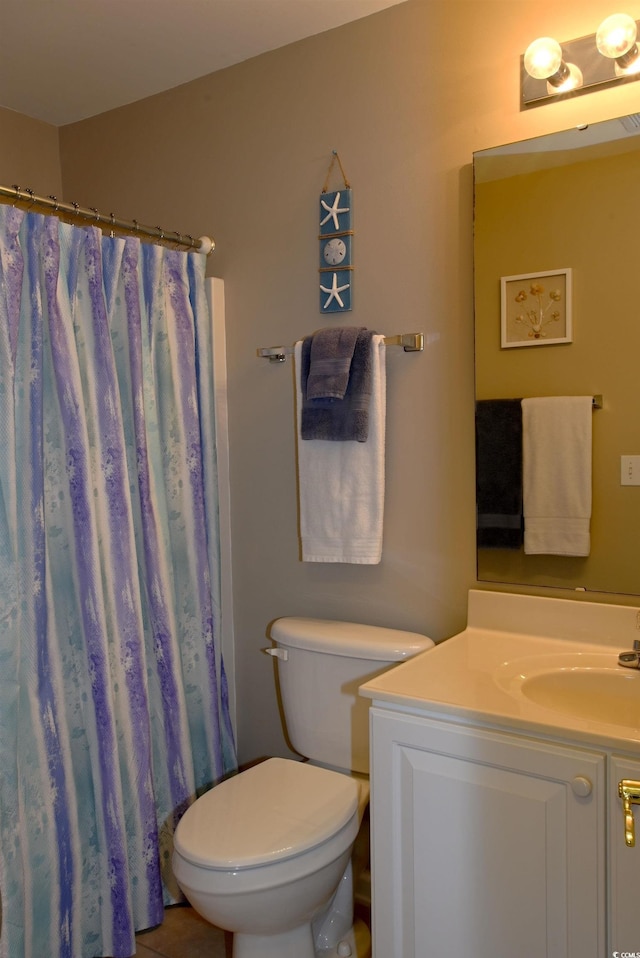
left=174, top=757, right=359, bottom=870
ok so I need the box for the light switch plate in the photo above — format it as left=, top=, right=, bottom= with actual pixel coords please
left=621, top=455, right=640, bottom=486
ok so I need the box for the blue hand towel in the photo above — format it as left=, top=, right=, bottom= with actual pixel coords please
left=306, top=326, right=361, bottom=401
left=301, top=328, right=375, bottom=441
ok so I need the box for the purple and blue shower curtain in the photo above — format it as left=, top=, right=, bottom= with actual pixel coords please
left=0, top=206, right=236, bottom=958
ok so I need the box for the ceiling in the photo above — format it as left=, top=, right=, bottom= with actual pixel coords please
left=0, top=0, right=406, bottom=127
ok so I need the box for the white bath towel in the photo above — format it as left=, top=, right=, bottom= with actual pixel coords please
left=522, top=396, right=592, bottom=556
left=295, top=335, right=386, bottom=563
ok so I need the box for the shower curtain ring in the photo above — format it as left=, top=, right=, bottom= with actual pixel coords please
left=25, top=188, right=36, bottom=210
left=89, top=207, right=100, bottom=222
left=48, top=195, right=59, bottom=212
left=109, top=212, right=116, bottom=238
left=11, top=185, right=21, bottom=207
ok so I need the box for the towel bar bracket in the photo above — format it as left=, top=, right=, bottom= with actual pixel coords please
left=257, top=347, right=288, bottom=363
left=385, top=333, right=424, bottom=352
left=257, top=332, right=424, bottom=362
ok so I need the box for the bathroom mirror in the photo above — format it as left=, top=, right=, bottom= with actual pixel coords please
left=474, top=113, right=640, bottom=596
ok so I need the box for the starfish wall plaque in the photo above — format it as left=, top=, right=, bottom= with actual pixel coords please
left=319, top=188, right=353, bottom=313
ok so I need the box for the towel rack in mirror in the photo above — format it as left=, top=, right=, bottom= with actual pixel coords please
left=257, top=332, right=424, bottom=363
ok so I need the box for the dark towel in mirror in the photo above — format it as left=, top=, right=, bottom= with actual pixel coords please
left=475, top=399, right=523, bottom=549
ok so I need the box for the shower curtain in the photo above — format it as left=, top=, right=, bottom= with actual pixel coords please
left=0, top=205, right=237, bottom=958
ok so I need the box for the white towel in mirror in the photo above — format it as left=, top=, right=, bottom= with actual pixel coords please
left=522, top=396, right=592, bottom=556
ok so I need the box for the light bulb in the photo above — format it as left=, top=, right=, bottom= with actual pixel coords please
left=524, top=37, right=564, bottom=79
left=615, top=55, right=640, bottom=75
left=548, top=62, right=583, bottom=94
left=596, top=13, right=638, bottom=58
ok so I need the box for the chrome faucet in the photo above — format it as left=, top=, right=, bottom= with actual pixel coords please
left=618, top=639, right=640, bottom=669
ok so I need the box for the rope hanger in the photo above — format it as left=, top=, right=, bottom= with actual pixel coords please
left=321, top=151, right=350, bottom=193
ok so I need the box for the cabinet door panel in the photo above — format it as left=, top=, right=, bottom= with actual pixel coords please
left=405, top=748, right=567, bottom=955
left=609, top=755, right=640, bottom=953
left=370, top=709, right=605, bottom=958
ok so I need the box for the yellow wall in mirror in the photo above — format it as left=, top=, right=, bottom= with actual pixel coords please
left=475, top=145, right=640, bottom=594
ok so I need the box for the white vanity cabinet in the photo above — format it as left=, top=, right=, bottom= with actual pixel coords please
left=360, top=592, right=640, bottom=958
left=369, top=707, right=607, bottom=958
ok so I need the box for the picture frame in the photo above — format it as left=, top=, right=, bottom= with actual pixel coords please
left=500, top=268, right=572, bottom=348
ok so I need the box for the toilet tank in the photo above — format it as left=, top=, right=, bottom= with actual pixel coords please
left=269, top=617, right=434, bottom=774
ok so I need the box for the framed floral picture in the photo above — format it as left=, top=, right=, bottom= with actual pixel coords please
left=500, top=268, right=572, bottom=348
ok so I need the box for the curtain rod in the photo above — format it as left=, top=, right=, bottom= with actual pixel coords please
left=0, top=184, right=215, bottom=254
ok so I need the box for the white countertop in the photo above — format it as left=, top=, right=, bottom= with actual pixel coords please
left=360, top=591, right=640, bottom=753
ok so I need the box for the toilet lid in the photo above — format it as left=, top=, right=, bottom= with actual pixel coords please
left=174, top=757, right=359, bottom=870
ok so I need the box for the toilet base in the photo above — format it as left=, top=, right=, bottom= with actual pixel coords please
left=233, top=922, right=315, bottom=958
left=232, top=918, right=370, bottom=958
left=317, top=918, right=371, bottom=958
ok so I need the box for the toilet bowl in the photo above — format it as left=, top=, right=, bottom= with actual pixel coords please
left=173, top=757, right=366, bottom=958
left=172, top=617, right=434, bottom=958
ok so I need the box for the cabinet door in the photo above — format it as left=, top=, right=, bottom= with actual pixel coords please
left=370, top=708, right=605, bottom=958
left=609, top=755, right=640, bottom=952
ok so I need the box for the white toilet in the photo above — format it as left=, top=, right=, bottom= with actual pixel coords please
left=172, top=617, right=433, bottom=958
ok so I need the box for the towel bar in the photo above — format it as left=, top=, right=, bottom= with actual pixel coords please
left=257, top=333, right=424, bottom=363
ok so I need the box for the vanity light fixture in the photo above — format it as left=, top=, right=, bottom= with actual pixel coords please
left=522, top=12, right=640, bottom=107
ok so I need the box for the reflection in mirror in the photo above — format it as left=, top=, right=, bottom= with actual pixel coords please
left=474, top=114, right=640, bottom=596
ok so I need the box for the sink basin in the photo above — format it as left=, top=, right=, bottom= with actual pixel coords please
left=496, top=651, right=640, bottom=729
left=521, top=667, right=640, bottom=727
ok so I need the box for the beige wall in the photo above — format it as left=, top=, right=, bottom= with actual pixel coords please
left=0, top=106, right=61, bottom=196
left=49, top=0, right=640, bottom=764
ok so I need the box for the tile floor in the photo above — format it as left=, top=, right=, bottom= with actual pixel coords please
left=134, top=905, right=231, bottom=958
